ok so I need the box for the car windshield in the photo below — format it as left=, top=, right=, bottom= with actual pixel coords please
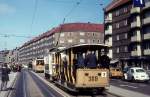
left=135, top=69, right=145, bottom=73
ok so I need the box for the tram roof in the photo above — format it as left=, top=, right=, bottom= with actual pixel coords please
left=58, top=43, right=109, bottom=52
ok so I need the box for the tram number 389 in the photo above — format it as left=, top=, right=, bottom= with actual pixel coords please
left=88, top=76, right=98, bottom=82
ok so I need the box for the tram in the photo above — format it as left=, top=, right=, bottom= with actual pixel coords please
left=32, top=58, right=44, bottom=73
left=44, top=44, right=110, bottom=92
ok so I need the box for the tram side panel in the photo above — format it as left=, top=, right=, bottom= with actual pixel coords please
left=44, top=54, right=57, bottom=80
left=32, top=60, right=36, bottom=72
left=44, top=55, right=51, bottom=79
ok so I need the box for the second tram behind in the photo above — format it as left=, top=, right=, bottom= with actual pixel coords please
left=32, top=58, right=44, bottom=73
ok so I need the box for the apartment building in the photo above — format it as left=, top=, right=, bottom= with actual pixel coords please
left=0, top=50, right=9, bottom=66
left=19, top=23, right=104, bottom=65
left=141, top=0, right=150, bottom=69
left=5, top=48, right=19, bottom=66
left=104, top=0, right=150, bottom=70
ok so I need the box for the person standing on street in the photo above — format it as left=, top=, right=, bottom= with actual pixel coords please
left=1, top=63, right=10, bottom=91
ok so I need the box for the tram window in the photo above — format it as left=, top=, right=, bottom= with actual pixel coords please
left=37, top=60, right=44, bottom=65
left=52, top=55, right=54, bottom=63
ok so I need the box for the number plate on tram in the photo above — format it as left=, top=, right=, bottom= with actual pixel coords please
left=88, top=76, right=98, bottom=82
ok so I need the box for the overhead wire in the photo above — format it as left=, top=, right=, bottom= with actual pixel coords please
left=30, top=0, right=38, bottom=35
left=55, top=0, right=83, bottom=47
left=0, top=34, right=34, bottom=38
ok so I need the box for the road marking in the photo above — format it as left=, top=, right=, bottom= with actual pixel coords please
left=139, top=84, right=147, bottom=87
left=120, top=84, right=138, bottom=89
left=23, top=72, right=27, bottom=97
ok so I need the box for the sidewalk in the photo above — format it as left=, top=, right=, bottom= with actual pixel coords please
left=0, top=72, right=18, bottom=97
left=107, top=85, right=150, bottom=97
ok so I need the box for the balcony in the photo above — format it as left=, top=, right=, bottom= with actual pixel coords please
left=144, top=49, right=150, bottom=55
left=143, top=17, right=150, bottom=25
left=105, top=17, right=112, bottom=24
left=131, top=51, right=141, bottom=56
left=131, top=7, right=140, bottom=14
left=105, top=29, right=112, bottom=35
left=143, top=2, right=150, bottom=10
left=131, top=36, right=141, bottom=42
left=131, top=21, right=141, bottom=28
left=143, top=33, right=150, bottom=40
left=105, top=40, right=112, bottom=46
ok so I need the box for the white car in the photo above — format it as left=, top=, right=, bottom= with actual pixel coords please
left=123, top=67, right=149, bottom=82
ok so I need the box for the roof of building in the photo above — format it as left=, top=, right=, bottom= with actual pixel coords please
left=54, top=23, right=104, bottom=33
left=20, top=23, right=104, bottom=48
left=105, top=0, right=130, bottom=12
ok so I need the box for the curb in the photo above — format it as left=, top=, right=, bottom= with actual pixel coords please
left=106, top=91, right=124, bottom=97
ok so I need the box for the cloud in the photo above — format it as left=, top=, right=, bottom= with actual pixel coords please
left=0, top=3, right=16, bottom=15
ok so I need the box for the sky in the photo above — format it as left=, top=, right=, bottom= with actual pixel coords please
left=0, top=0, right=111, bottom=51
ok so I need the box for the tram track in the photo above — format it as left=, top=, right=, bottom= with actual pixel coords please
left=33, top=71, right=121, bottom=97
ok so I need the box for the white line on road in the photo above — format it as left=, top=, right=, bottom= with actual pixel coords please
left=23, top=72, right=27, bottom=97
left=120, top=84, right=138, bottom=89
left=139, top=84, right=147, bottom=87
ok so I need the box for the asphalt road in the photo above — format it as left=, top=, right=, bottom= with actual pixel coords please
left=9, top=69, right=118, bottom=97
left=10, top=69, right=63, bottom=97
left=110, top=78, right=150, bottom=95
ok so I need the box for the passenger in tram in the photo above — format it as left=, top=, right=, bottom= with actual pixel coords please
left=62, top=56, right=68, bottom=82
left=63, top=56, right=68, bottom=69
left=77, top=52, right=85, bottom=68
left=85, top=50, right=97, bottom=68
left=99, top=54, right=110, bottom=69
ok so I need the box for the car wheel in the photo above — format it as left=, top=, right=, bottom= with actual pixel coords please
left=131, top=77, right=135, bottom=82
left=122, top=75, right=125, bottom=80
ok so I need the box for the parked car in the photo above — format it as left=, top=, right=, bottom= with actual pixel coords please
left=123, top=67, right=149, bottom=82
left=110, top=67, right=123, bottom=78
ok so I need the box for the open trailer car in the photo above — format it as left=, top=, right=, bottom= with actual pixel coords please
left=44, top=44, right=110, bottom=93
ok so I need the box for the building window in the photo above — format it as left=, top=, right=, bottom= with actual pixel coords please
left=60, top=40, right=64, bottom=43
left=80, top=39, right=85, bottom=43
left=115, top=10, right=120, bottom=16
left=117, top=35, right=119, bottom=40
left=117, top=47, right=119, bottom=53
left=116, top=23, right=120, bottom=28
left=124, top=46, right=128, bottom=52
left=80, top=32, right=85, bottom=36
left=124, top=20, right=128, bottom=26
left=98, top=40, right=100, bottom=43
left=124, top=7, right=128, bottom=13
left=93, top=33, right=95, bottom=36
left=132, top=45, right=137, bottom=51
left=68, top=39, right=72, bottom=43
left=60, top=33, right=64, bottom=37
left=125, top=33, right=128, bottom=39
left=145, top=43, right=150, bottom=49
left=88, top=39, right=90, bottom=43
left=93, top=39, right=95, bottom=43
left=68, top=32, right=72, bottom=36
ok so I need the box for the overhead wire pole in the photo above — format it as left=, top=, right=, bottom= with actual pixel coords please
left=55, top=0, right=83, bottom=49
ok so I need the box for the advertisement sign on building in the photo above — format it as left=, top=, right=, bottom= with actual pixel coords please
left=133, top=0, right=145, bottom=7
